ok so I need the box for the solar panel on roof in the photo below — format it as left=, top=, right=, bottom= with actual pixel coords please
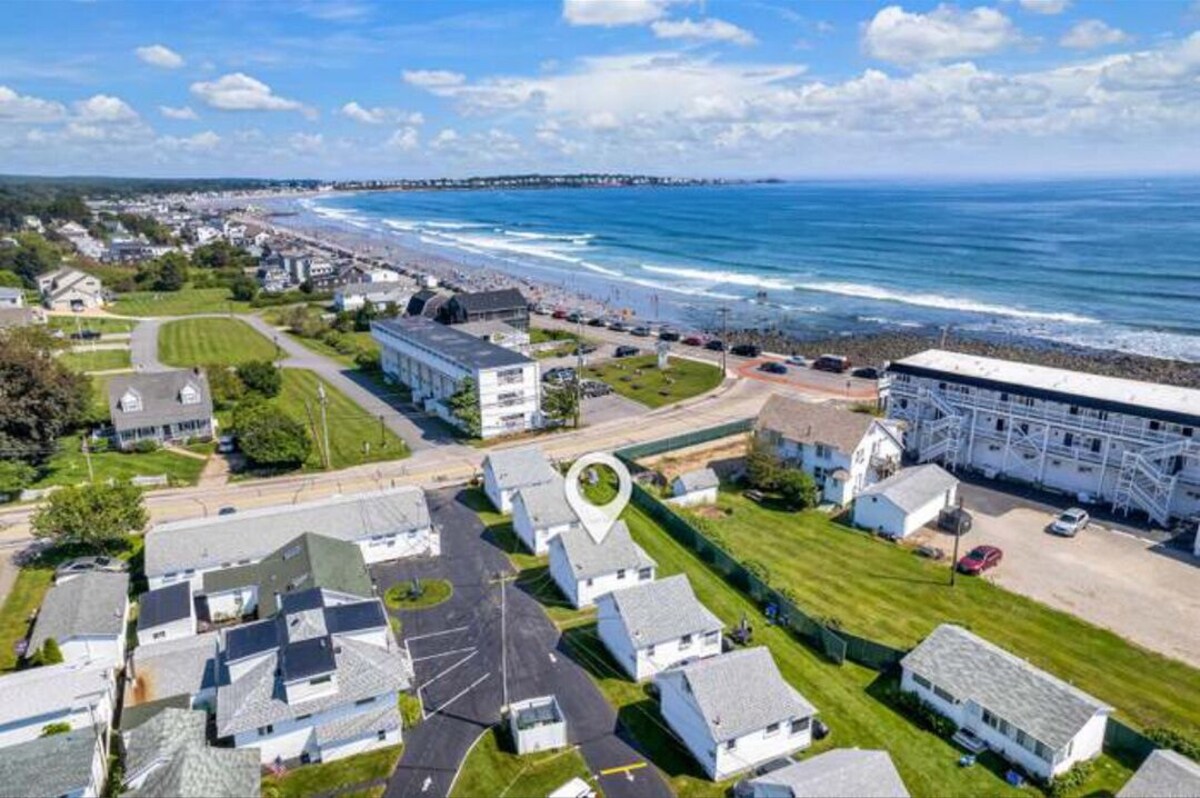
left=224, top=618, right=280, bottom=662
left=280, top=636, right=337, bottom=682
left=324, top=600, right=385, bottom=634
left=137, top=582, right=192, bottom=630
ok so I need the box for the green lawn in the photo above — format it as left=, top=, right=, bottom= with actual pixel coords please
left=32, top=434, right=208, bottom=490
left=530, top=327, right=586, bottom=359
left=385, top=578, right=453, bottom=610
left=46, top=316, right=136, bottom=334
left=158, top=317, right=278, bottom=367
left=451, top=727, right=595, bottom=798
left=111, top=287, right=252, bottom=316
left=261, top=745, right=402, bottom=798
left=287, top=330, right=379, bottom=368
left=0, top=567, right=53, bottom=671
left=58, top=348, right=131, bottom=373
left=275, top=369, right=408, bottom=470
left=584, top=355, right=723, bottom=408
left=675, top=488, right=1200, bottom=735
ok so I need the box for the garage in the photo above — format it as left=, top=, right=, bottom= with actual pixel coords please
left=853, top=464, right=959, bottom=539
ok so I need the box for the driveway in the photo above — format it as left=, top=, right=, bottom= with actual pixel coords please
left=375, top=488, right=670, bottom=798
left=129, top=317, right=168, bottom=371
left=957, top=482, right=1200, bottom=667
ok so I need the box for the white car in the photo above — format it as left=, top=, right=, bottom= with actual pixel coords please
left=1049, top=508, right=1090, bottom=537
left=786, top=354, right=808, bottom=367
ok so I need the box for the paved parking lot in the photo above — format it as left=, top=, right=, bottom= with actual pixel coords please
left=950, top=483, right=1200, bottom=667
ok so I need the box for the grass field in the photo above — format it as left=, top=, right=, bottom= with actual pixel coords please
left=275, top=369, right=408, bottom=470
left=158, top=317, right=278, bottom=367
left=261, top=745, right=401, bottom=798
left=0, top=567, right=52, bottom=671
left=530, top=327, right=586, bottom=359
left=31, top=434, right=208, bottom=490
left=450, top=727, right=594, bottom=798
left=111, top=287, right=252, bottom=316
left=287, top=330, right=379, bottom=368
left=46, top=316, right=136, bottom=334
left=584, top=355, right=723, bottom=408
left=385, top=578, right=453, bottom=610
left=58, top=348, right=131, bottom=373
left=676, top=488, right=1200, bottom=735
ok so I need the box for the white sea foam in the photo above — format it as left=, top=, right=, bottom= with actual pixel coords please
left=641, top=263, right=796, bottom=292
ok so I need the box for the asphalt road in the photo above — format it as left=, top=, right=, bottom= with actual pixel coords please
left=129, top=317, right=167, bottom=371
left=375, top=488, right=671, bottom=798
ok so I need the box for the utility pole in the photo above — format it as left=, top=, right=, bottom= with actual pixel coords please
left=493, top=571, right=514, bottom=710
left=317, top=382, right=331, bottom=470
left=82, top=437, right=94, bottom=483
left=379, top=414, right=386, bottom=448
left=574, top=315, right=584, bottom=428
left=717, top=306, right=730, bottom=374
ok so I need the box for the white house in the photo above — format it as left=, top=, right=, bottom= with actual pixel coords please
left=733, top=749, right=910, bottom=798
left=334, top=282, right=409, bottom=313
left=28, top=571, right=129, bottom=667
left=596, top=574, right=722, bottom=681
left=656, top=647, right=817, bottom=781
left=508, top=695, right=567, bottom=754
left=107, top=369, right=214, bottom=451
left=0, top=726, right=108, bottom=798
left=756, top=395, right=904, bottom=506
left=373, top=317, right=542, bottom=439
left=483, top=446, right=560, bottom=514
left=852, top=464, right=959, bottom=539
left=548, top=523, right=657, bottom=609
left=668, top=468, right=721, bottom=508
left=900, top=624, right=1111, bottom=781
left=1118, top=749, right=1200, bottom=798
left=0, top=286, right=24, bottom=308
left=512, top=476, right=581, bottom=554
left=37, top=268, right=105, bottom=312
left=215, top=590, right=413, bottom=765
left=124, top=632, right=220, bottom=713
left=0, top=662, right=116, bottom=750
left=144, top=487, right=434, bottom=593
left=886, top=349, right=1200, bottom=527
left=136, top=581, right=196, bottom=647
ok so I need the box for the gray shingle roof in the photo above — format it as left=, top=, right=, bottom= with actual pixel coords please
left=901, top=625, right=1111, bottom=751
left=29, top=570, right=128, bottom=651
left=1118, top=750, right=1200, bottom=798
left=449, top=288, right=527, bottom=313
left=601, top=574, right=722, bottom=648
left=145, top=487, right=430, bottom=578
left=514, top=477, right=579, bottom=529
left=552, top=522, right=656, bottom=581
left=738, top=749, right=910, bottom=798
left=123, top=707, right=206, bottom=780
left=675, top=468, right=720, bottom=494
left=315, top=703, right=402, bottom=747
left=757, top=395, right=900, bottom=455
left=373, top=316, right=532, bottom=370
left=0, top=726, right=100, bottom=798
left=108, top=369, right=213, bottom=433
left=0, top=663, right=113, bottom=728
left=125, top=632, right=219, bottom=707
left=485, top=446, right=559, bottom=492
left=857, top=464, right=958, bottom=514
left=658, top=647, right=816, bottom=743
left=129, top=743, right=261, bottom=798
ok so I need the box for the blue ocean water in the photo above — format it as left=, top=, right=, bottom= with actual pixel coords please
left=303, top=179, right=1200, bottom=361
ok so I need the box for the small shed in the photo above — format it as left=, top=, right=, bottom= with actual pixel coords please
left=853, top=464, right=959, bottom=539
left=668, top=468, right=720, bottom=508
left=509, top=695, right=567, bottom=755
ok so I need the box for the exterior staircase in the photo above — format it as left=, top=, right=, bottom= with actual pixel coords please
left=1113, top=438, right=1198, bottom=526
left=918, top=388, right=966, bottom=468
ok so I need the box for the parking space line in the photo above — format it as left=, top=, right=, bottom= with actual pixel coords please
left=425, top=672, right=490, bottom=719
left=418, top=649, right=479, bottom=691
left=405, top=625, right=470, bottom=644
left=600, top=761, right=647, bottom=777
left=412, top=645, right=477, bottom=663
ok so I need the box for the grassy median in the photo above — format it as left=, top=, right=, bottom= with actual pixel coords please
left=584, top=354, right=722, bottom=408
left=159, top=317, right=278, bottom=367
left=451, top=727, right=594, bottom=798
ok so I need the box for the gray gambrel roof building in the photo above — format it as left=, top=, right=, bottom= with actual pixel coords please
left=108, top=369, right=213, bottom=434
left=29, top=570, right=129, bottom=653
left=901, top=624, right=1112, bottom=751
left=601, top=574, right=721, bottom=648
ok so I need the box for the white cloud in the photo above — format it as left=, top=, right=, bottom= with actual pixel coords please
left=650, top=18, right=757, bottom=46
left=430, top=128, right=460, bottom=150
left=0, top=85, right=66, bottom=122
left=561, top=0, right=684, bottom=27
left=159, top=105, right=198, bottom=120
left=289, top=132, right=325, bottom=153
left=160, top=130, right=221, bottom=151
left=385, top=126, right=420, bottom=150
left=135, top=44, right=184, bottom=69
left=402, top=70, right=465, bottom=89
left=190, top=73, right=309, bottom=115
left=1017, top=0, right=1069, bottom=14
left=1061, top=19, right=1129, bottom=50
left=340, top=101, right=424, bottom=125
left=862, top=5, right=1024, bottom=66
left=74, top=94, right=138, bottom=122
left=296, top=1, right=372, bottom=21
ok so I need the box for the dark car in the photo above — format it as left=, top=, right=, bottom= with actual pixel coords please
left=682, top=335, right=704, bottom=346
left=938, top=506, right=973, bottom=536
left=704, top=339, right=725, bottom=351
left=614, top=345, right=640, bottom=358
left=758, top=362, right=788, bottom=375
left=957, top=545, right=1003, bottom=575
left=587, top=317, right=608, bottom=327
left=731, top=343, right=761, bottom=358
left=813, top=354, right=851, bottom=373
left=851, top=366, right=883, bottom=380
left=658, top=329, right=681, bottom=342
left=574, top=343, right=598, bottom=355
left=551, top=309, right=568, bottom=319
left=69, top=329, right=102, bottom=341
left=631, top=326, right=652, bottom=337
left=566, top=311, right=582, bottom=323
left=218, top=506, right=238, bottom=516
left=543, top=367, right=576, bottom=383
left=609, top=321, right=630, bottom=333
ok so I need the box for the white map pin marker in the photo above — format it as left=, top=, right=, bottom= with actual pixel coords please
left=564, top=452, right=632, bottom=544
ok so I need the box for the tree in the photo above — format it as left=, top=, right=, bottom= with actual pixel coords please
left=448, top=378, right=481, bottom=438
left=0, top=326, right=89, bottom=464
left=283, top=304, right=326, bottom=338
left=745, top=436, right=783, bottom=491
left=229, top=274, right=258, bottom=302
left=31, top=482, right=147, bottom=552
left=237, top=360, right=282, bottom=398
left=39, top=637, right=63, bottom=665
left=777, top=468, right=819, bottom=509
left=0, top=461, right=36, bottom=496
left=0, top=270, right=22, bottom=288
left=151, top=252, right=188, bottom=292
left=542, top=382, right=579, bottom=428
left=206, top=366, right=246, bottom=410
left=235, top=402, right=312, bottom=467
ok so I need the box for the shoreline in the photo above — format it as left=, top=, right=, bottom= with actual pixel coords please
left=238, top=201, right=1200, bottom=390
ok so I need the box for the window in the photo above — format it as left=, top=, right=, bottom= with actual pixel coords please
left=646, top=644, right=655, bottom=657
left=282, top=545, right=301, bottom=561
left=1000, top=392, right=1009, bottom=402
left=616, top=569, right=626, bottom=580
left=1063, top=432, right=1073, bottom=447
left=377, top=730, right=388, bottom=741
left=585, top=578, right=593, bottom=587
left=257, top=724, right=274, bottom=736
left=1149, top=420, right=1161, bottom=431
left=296, top=713, right=312, bottom=721
left=152, top=631, right=166, bottom=640
left=995, top=418, right=1007, bottom=433
left=355, top=697, right=376, bottom=706
left=790, top=718, right=810, bottom=735
left=679, top=634, right=693, bottom=650
left=1090, top=438, right=1102, bottom=454
left=764, top=722, right=780, bottom=737
left=912, top=673, right=932, bottom=690
left=638, top=568, right=653, bottom=581
left=704, top=630, right=719, bottom=645
left=815, top=444, right=830, bottom=459
left=1035, top=741, right=1054, bottom=761
left=1068, top=405, right=1079, bottom=416
left=310, top=675, right=332, bottom=686
left=496, top=367, right=524, bottom=385
left=1018, top=422, right=1029, bottom=435
left=725, top=739, right=737, bottom=751
left=932, top=685, right=956, bottom=704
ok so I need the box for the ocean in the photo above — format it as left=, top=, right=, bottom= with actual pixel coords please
left=298, top=179, right=1200, bottom=362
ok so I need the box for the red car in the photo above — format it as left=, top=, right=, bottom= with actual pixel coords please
left=682, top=336, right=704, bottom=346
left=957, top=545, right=1003, bottom=575
left=551, top=309, right=568, bottom=319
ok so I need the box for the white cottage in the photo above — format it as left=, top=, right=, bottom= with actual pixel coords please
left=482, top=446, right=559, bottom=513
left=852, top=464, right=959, bottom=539
left=548, top=522, right=657, bottom=609
left=733, top=748, right=910, bottom=798
left=512, top=476, right=581, bottom=555
left=28, top=571, right=129, bottom=667
left=0, top=663, right=116, bottom=750
left=900, top=624, right=1111, bottom=781
left=756, top=396, right=903, bottom=506
left=508, top=695, right=567, bottom=754
left=597, top=574, right=722, bottom=681
left=656, top=647, right=817, bottom=781
left=668, top=468, right=721, bottom=508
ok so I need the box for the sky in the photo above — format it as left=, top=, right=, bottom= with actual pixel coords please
left=2, top=0, right=1200, bottom=179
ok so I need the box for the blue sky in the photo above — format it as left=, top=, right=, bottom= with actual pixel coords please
left=2, top=0, right=1199, bottom=178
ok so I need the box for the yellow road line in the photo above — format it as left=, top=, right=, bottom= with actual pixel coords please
left=599, top=761, right=648, bottom=777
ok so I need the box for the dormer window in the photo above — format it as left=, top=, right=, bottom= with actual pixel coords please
left=120, top=390, right=142, bottom=413
left=180, top=383, right=200, bottom=405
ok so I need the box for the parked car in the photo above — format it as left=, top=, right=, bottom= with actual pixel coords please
left=609, top=321, right=630, bottom=333
left=852, top=366, right=883, bottom=380
left=1048, top=508, right=1090, bottom=537
left=532, top=304, right=550, bottom=315
left=957, top=545, right=1003, bottom=575
left=69, top=329, right=101, bottom=341
left=731, top=343, right=761, bottom=357
left=813, top=354, right=851, bottom=373
left=543, top=367, right=576, bottom=383
left=580, top=379, right=612, bottom=398
left=218, top=506, right=237, bottom=516
left=574, top=343, right=598, bottom=355
left=54, top=556, right=129, bottom=580
left=704, top=339, right=726, bottom=351
left=566, top=311, right=582, bottom=323
left=938, top=506, right=973, bottom=536
left=744, top=489, right=766, bottom=504
left=631, top=326, right=652, bottom=337
left=551, top=309, right=568, bottom=319
left=658, top=329, right=681, bottom=342
left=758, top=362, right=788, bottom=375
left=786, top=354, right=808, bottom=367
left=587, top=317, right=608, bottom=327
left=682, top=335, right=705, bottom=346
left=216, top=435, right=237, bottom=454
left=614, top=345, right=640, bottom=358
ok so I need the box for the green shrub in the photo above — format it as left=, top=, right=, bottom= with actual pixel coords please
left=88, top=436, right=110, bottom=454
left=744, top=559, right=771, bottom=585
left=1145, top=727, right=1200, bottom=761
left=40, top=637, right=63, bottom=664
left=132, top=439, right=160, bottom=453
left=40, top=722, right=71, bottom=737
left=890, top=687, right=957, bottom=738
left=1046, top=760, right=1094, bottom=798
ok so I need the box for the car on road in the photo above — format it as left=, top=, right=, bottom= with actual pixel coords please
left=532, top=304, right=550, bottom=315
left=614, top=345, right=640, bottom=358
left=658, top=329, right=681, bottom=342
left=55, top=556, right=129, bottom=580
left=566, top=311, right=582, bottom=323
left=631, top=326, right=652, bottom=337
left=1048, top=508, right=1090, bottom=537
left=69, top=330, right=102, bottom=340
left=852, top=366, right=883, bottom=380
left=813, top=354, right=851, bottom=373
left=551, top=309, right=568, bottom=319
left=587, top=317, right=608, bottom=327
left=758, top=362, right=788, bottom=375
left=705, top=339, right=725, bottom=351
left=218, top=506, right=237, bottom=516
left=574, top=343, right=598, bottom=355
left=580, top=379, right=612, bottom=398
left=786, top=354, right=808, bottom=367
left=682, top=335, right=704, bottom=346
left=731, top=343, right=761, bottom=357
left=543, top=366, right=577, bottom=383
left=957, top=545, right=1003, bottom=575
left=609, top=321, right=630, bottom=333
